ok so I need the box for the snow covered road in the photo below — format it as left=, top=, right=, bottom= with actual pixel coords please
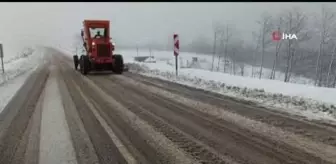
left=0, top=49, right=336, bottom=164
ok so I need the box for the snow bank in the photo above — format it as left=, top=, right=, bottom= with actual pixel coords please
left=127, top=61, right=336, bottom=122
left=0, top=42, right=38, bottom=62
left=0, top=47, right=46, bottom=85
left=0, top=47, right=47, bottom=112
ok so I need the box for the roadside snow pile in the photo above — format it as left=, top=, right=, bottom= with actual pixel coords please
left=0, top=47, right=45, bottom=85
left=143, top=56, right=156, bottom=63
left=133, top=56, right=156, bottom=63
left=128, top=62, right=336, bottom=122
left=0, top=46, right=47, bottom=113
left=2, top=47, right=35, bottom=64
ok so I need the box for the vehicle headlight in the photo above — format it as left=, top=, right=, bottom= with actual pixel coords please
left=112, top=42, right=115, bottom=46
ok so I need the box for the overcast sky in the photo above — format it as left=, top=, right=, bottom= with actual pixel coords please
left=1, top=2, right=336, bottom=49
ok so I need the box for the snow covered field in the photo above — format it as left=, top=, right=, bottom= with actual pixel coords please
left=115, top=49, right=336, bottom=122
left=118, top=49, right=314, bottom=85
left=0, top=47, right=47, bottom=113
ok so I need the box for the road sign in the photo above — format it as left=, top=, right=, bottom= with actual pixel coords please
left=174, top=34, right=179, bottom=56
left=0, top=44, right=3, bottom=73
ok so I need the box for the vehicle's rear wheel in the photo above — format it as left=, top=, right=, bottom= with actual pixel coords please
left=112, top=54, right=124, bottom=74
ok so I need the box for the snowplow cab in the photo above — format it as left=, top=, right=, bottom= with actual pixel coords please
left=82, top=20, right=114, bottom=54
left=73, top=20, right=124, bottom=75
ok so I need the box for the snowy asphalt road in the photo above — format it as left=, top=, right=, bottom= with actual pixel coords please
left=1, top=50, right=336, bottom=164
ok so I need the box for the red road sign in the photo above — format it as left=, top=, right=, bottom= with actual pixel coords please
left=174, top=34, right=179, bottom=56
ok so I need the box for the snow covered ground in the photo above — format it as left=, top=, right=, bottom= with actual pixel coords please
left=0, top=46, right=47, bottom=113
left=113, top=49, right=336, bottom=122
left=118, top=48, right=314, bottom=85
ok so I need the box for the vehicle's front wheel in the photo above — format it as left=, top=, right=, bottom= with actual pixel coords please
left=73, top=55, right=79, bottom=70
left=80, top=55, right=90, bottom=75
left=112, top=54, right=124, bottom=74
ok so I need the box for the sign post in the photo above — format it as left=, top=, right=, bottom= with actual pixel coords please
left=174, top=34, right=179, bottom=76
left=0, top=44, right=4, bottom=74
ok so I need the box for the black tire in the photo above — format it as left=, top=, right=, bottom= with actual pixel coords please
left=73, top=55, right=79, bottom=70
left=80, top=55, right=90, bottom=75
left=112, top=54, right=124, bottom=74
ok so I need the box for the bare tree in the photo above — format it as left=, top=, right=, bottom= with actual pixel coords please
left=270, top=16, right=284, bottom=80
left=287, top=48, right=312, bottom=81
left=216, top=33, right=224, bottom=72
left=223, top=24, right=234, bottom=73
left=332, top=75, right=336, bottom=87
left=326, top=44, right=336, bottom=86
left=211, top=22, right=220, bottom=71
left=214, top=23, right=234, bottom=73
left=256, top=12, right=273, bottom=79
left=213, top=23, right=225, bottom=72
left=314, top=5, right=336, bottom=86
left=282, top=7, right=310, bottom=82
left=251, top=31, right=261, bottom=78
left=229, top=39, right=244, bottom=75
left=240, top=63, right=245, bottom=76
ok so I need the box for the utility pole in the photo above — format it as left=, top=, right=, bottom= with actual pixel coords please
left=0, top=44, right=4, bottom=74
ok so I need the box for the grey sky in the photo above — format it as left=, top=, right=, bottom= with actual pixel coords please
left=1, top=2, right=336, bottom=48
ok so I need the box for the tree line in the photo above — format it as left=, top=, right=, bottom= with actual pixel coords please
left=187, top=5, right=336, bottom=88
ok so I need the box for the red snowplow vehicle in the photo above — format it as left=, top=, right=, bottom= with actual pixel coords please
left=73, top=20, right=124, bottom=75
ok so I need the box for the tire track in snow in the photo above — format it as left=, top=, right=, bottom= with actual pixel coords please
left=57, top=65, right=100, bottom=164
left=115, top=74, right=336, bottom=164
left=39, top=65, right=77, bottom=164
